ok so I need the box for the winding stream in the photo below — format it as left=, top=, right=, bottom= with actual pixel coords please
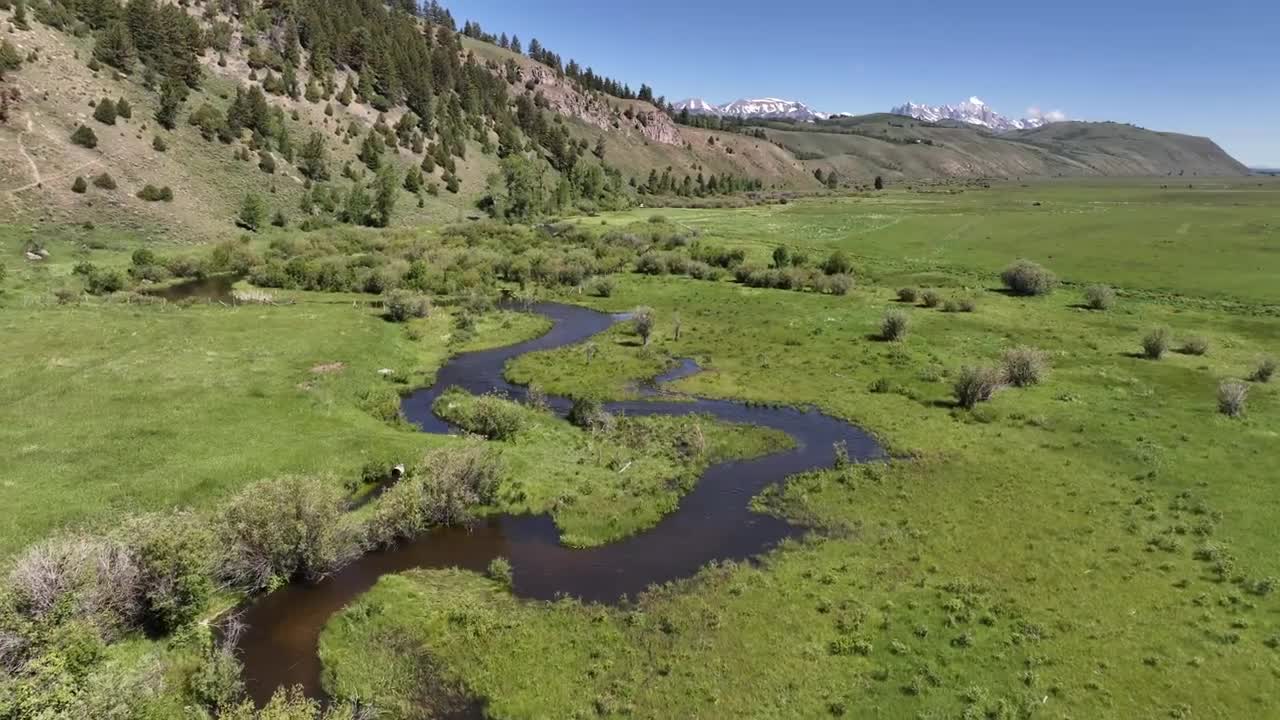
left=233, top=302, right=884, bottom=712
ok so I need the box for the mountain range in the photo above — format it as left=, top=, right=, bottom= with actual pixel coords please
left=673, top=97, right=829, bottom=122
left=890, top=97, right=1059, bottom=132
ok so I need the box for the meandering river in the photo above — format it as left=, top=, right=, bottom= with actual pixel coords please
left=232, top=301, right=884, bottom=712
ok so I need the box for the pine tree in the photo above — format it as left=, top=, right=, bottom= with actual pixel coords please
left=93, top=98, right=117, bottom=125
left=510, top=35, right=521, bottom=54
left=370, top=165, right=398, bottom=227
left=13, top=0, right=29, bottom=31
left=298, top=131, right=330, bottom=180
left=94, top=22, right=136, bottom=71
left=155, top=78, right=185, bottom=129
left=358, top=132, right=384, bottom=171
left=115, top=97, right=132, bottom=119
left=237, top=192, right=266, bottom=231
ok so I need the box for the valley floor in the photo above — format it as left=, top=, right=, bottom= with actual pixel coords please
left=2, top=179, right=1278, bottom=719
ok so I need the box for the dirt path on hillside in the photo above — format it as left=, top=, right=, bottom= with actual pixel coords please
left=4, top=113, right=104, bottom=198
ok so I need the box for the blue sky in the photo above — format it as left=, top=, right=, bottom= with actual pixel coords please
left=451, top=0, right=1278, bottom=166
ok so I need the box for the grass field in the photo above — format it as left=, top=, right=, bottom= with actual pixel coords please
left=592, top=178, right=1280, bottom=305
left=3, top=181, right=1279, bottom=719
left=323, top=184, right=1280, bottom=719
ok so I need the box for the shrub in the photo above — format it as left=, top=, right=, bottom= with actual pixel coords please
left=136, top=184, right=173, bottom=202
left=880, top=310, right=909, bottom=341
left=487, top=556, right=513, bottom=587
left=92, top=172, right=116, bottom=190
left=123, top=512, right=215, bottom=633
left=1000, top=259, right=1057, bottom=296
left=92, top=97, right=116, bottom=125
left=152, top=135, right=167, bottom=152
left=71, top=124, right=98, bottom=148
left=823, top=273, right=853, bottom=296
left=365, top=446, right=501, bottom=546
left=1180, top=336, right=1210, bottom=356
left=953, top=366, right=1003, bottom=409
left=1252, top=357, right=1276, bottom=383
left=1218, top=381, right=1248, bottom=418
left=115, top=97, right=132, bottom=119
left=588, top=276, right=615, bottom=297
left=1084, top=284, right=1115, bottom=310
left=568, top=396, right=612, bottom=432
left=632, top=306, right=655, bottom=345
left=71, top=175, right=87, bottom=193
left=384, top=290, right=430, bottom=322
left=215, top=475, right=354, bottom=591
left=1142, top=327, right=1171, bottom=360
left=897, top=287, right=918, bottom=303
left=635, top=253, right=665, bottom=275
left=437, top=390, right=525, bottom=440
left=237, top=192, right=266, bottom=231
left=85, top=267, right=126, bottom=295
left=6, top=535, right=142, bottom=637
left=822, top=250, right=853, bottom=276
left=1001, top=347, right=1049, bottom=387
left=921, top=289, right=942, bottom=308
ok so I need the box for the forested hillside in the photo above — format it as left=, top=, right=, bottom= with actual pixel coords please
left=0, top=0, right=813, bottom=238
left=0, top=0, right=1249, bottom=239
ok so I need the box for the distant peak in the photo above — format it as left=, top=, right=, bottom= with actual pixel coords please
left=890, top=97, right=1067, bottom=133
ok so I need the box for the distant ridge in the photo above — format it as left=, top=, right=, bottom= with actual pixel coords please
left=891, top=97, right=1060, bottom=132
left=674, top=97, right=828, bottom=122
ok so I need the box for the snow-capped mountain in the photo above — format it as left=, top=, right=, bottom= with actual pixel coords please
left=890, top=97, right=1061, bottom=132
left=673, top=97, right=829, bottom=122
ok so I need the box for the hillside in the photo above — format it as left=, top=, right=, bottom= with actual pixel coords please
left=760, top=115, right=1248, bottom=182
left=0, top=1, right=817, bottom=240
left=0, top=1, right=1250, bottom=240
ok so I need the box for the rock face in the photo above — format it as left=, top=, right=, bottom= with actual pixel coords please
left=529, top=65, right=681, bottom=146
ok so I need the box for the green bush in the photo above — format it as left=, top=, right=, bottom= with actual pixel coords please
left=85, top=267, right=126, bottom=295
left=953, top=366, right=1003, bottom=409
left=384, top=289, right=430, bottom=322
left=123, top=512, right=215, bottom=633
left=1000, top=259, right=1057, bottom=296
left=897, top=287, right=918, bottom=303
left=1142, top=327, right=1171, bottom=360
left=92, top=172, right=116, bottom=190
left=71, top=175, right=87, bottom=193
left=115, top=97, right=132, bottom=119
left=823, top=273, right=853, bottom=296
left=215, top=475, right=355, bottom=591
left=632, top=306, right=655, bottom=345
left=1252, top=357, right=1276, bottom=383
left=821, top=250, right=853, bottom=276
left=1001, top=347, right=1048, bottom=387
left=92, top=98, right=116, bottom=125
left=136, top=184, right=173, bottom=202
left=1180, top=336, right=1210, bottom=356
left=151, top=135, right=167, bottom=152
left=71, top=124, right=98, bottom=148
left=880, top=310, right=909, bottom=341
left=435, top=389, right=525, bottom=440
left=487, top=556, right=514, bottom=587
left=1084, top=284, right=1115, bottom=310
left=365, top=445, right=501, bottom=547
left=588, top=276, right=615, bottom=297
left=921, top=289, right=942, bottom=308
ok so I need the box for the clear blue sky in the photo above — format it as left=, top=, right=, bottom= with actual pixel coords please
left=451, top=0, right=1278, bottom=166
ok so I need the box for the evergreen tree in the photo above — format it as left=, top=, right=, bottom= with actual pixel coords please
left=93, top=98, right=117, bottom=125
left=155, top=78, right=185, bottom=129
left=94, top=22, right=136, bottom=71
left=370, top=165, right=398, bottom=227
left=358, top=132, right=384, bottom=171
left=510, top=35, right=521, bottom=54
left=237, top=192, right=266, bottom=231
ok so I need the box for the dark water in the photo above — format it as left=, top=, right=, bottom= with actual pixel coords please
left=233, top=302, right=884, bottom=711
left=148, top=274, right=239, bottom=303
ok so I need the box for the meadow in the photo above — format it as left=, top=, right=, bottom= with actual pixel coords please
left=2, top=179, right=1279, bottom=719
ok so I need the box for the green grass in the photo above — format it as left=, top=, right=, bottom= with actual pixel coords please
left=5, top=182, right=1280, bottom=718
left=320, top=191, right=1280, bottom=718
left=586, top=179, right=1280, bottom=305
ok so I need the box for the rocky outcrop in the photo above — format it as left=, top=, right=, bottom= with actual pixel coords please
left=526, top=65, right=681, bottom=146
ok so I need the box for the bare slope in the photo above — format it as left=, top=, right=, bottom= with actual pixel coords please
left=763, top=115, right=1248, bottom=183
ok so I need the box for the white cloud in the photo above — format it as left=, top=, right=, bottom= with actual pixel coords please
left=1026, top=107, right=1069, bottom=123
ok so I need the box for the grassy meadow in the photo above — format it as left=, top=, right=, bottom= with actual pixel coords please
left=2, top=180, right=1279, bottom=719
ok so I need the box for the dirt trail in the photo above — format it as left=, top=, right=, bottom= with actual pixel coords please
left=5, top=113, right=103, bottom=197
